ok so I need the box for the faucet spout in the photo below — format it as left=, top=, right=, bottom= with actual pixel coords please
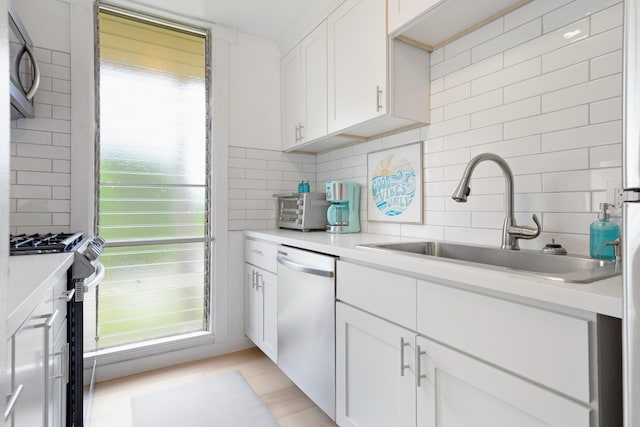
left=452, top=153, right=540, bottom=250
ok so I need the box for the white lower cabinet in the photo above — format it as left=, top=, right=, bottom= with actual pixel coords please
left=245, top=264, right=277, bottom=362
left=336, top=261, right=610, bottom=427
left=415, top=335, right=591, bottom=427
left=336, top=302, right=416, bottom=427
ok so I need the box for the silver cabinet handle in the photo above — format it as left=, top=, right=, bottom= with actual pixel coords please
left=416, top=345, right=427, bottom=387
left=43, top=310, right=58, bottom=427
left=53, top=343, right=70, bottom=384
left=277, top=254, right=334, bottom=278
left=59, top=288, right=76, bottom=302
left=255, top=272, right=263, bottom=290
left=4, top=384, right=24, bottom=420
left=251, top=270, right=257, bottom=289
left=295, top=124, right=300, bottom=143
left=400, top=337, right=410, bottom=376
left=376, top=85, right=383, bottom=112
left=299, top=123, right=305, bottom=140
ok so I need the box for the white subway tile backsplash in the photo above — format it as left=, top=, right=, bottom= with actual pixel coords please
left=11, top=129, right=52, bottom=145
left=507, top=149, right=589, bottom=174
left=472, top=97, right=541, bottom=129
left=590, top=97, right=623, bottom=123
left=443, top=124, right=503, bottom=151
left=228, top=157, right=267, bottom=169
left=52, top=51, right=71, bottom=67
left=381, top=128, right=421, bottom=148
left=541, top=73, right=621, bottom=113
left=504, top=62, right=588, bottom=104
left=444, top=89, right=503, bottom=120
left=17, top=143, right=70, bottom=160
left=445, top=226, right=502, bottom=246
left=515, top=191, right=591, bottom=212
left=52, top=133, right=71, bottom=147
left=504, top=18, right=589, bottom=68
left=33, top=90, right=71, bottom=108
left=590, top=144, right=622, bottom=168
left=444, top=54, right=503, bottom=90
left=540, top=212, right=595, bottom=234
left=542, top=26, right=622, bottom=73
left=228, top=168, right=245, bottom=179
left=52, top=186, right=70, bottom=200
left=432, top=50, right=471, bottom=81
left=504, top=105, right=588, bottom=139
left=16, top=171, right=70, bottom=186
left=504, top=0, right=572, bottom=32
left=543, top=0, right=619, bottom=33
left=542, top=168, right=621, bottom=192
left=52, top=213, right=70, bottom=226
left=472, top=57, right=541, bottom=96
left=469, top=134, right=541, bottom=158
left=247, top=169, right=283, bottom=180
left=590, top=50, right=623, bottom=79
left=11, top=157, right=51, bottom=172
left=591, top=2, right=624, bottom=35
left=17, top=199, right=70, bottom=213
left=472, top=18, right=541, bottom=63
left=10, top=185, right=51, bottom=199
left=445, top=18, right=504, bottom=60
left=421, top=115, right=470, bottom=140
left=541, top=120, right=621, bottom=152
left=432, top=83, right=470, bottom=109
left=49, top=162, right=70, bottom=178
left=425, top=210, right=471, bottom=227
left=400, top=224, right=445, bottom=240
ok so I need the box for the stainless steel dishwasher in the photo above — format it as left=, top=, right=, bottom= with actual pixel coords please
left=277, top=245, right=336, bottom=420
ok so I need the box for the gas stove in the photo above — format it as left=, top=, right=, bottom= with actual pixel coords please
left=9, top=232, right=86, bottom=255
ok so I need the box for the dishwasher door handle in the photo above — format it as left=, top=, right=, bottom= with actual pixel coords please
left=277, top=254, right=335, bottom=278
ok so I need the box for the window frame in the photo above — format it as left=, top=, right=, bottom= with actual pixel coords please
left=90, top=1, right=215, bottom=357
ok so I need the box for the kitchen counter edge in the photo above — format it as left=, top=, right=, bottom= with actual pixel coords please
left=244, top=229, right=623, bottom=319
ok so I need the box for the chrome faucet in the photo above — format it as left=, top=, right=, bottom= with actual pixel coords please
left=452, top=153, right=541, bottom=250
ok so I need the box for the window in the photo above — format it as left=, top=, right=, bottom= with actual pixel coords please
left=90, top=4, right=211, bottom=352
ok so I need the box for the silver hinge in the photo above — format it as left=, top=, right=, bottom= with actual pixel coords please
left=614, top=189, right=640, bottom=208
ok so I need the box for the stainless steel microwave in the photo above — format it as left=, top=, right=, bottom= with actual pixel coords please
left=9, top=5, right=40, bottom=120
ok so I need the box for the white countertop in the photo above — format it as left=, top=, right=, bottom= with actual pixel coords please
left=245, top=230, right=623, bottom=318
left=8, top=253, right=74, bottom=336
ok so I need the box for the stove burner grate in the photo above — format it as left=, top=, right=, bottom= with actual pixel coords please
left=9, top=232, right=85, bottom=255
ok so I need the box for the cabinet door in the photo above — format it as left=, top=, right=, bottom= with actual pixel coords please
left=336, top=302, right=416, bottom=427
left=387, top=0, right=441, bottom=34
left=300, top=21, right=328, bottom=143
left=328, top=0, right=387, bottom=133
left=281, top=45, right=302, bottom=150
left=245, top=264, right=261, bottom=346
left=12, top=302, right=55, bottom=427
left=257, top=268, right=277, bottom=363
left=416, top=335, right=592, bottom=427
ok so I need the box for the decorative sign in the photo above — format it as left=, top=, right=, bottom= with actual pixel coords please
left=367, top=142, right=423, bottom=223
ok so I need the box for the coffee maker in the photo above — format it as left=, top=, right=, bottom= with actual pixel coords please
left=325, top=181, right=360, bottom=233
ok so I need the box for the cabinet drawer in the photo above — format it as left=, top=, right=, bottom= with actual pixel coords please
left=337, top=261, right=416, bottom=330
left=245, top=239, right=277, bottom=273
left=417, top=280, right=591, bottom=403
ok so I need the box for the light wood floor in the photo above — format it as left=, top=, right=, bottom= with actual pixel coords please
left=88, top=347, right=338, bottom=427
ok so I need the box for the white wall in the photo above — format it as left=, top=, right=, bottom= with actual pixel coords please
left=9, top=0, right=283, bottom=380
left=239, top=0, right=624, bottom=257
left=1, top=0, right=11, bottom=421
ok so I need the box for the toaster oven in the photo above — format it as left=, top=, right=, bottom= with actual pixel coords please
left=275, top=192, right=328, bottom=231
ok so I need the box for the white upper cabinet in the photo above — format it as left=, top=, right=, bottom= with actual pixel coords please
left=300, top=21, right=328, bottom=143
left=327, top=0, right=387, bottom=133
left=281, top=22, right=329, bottom=151
left=390, top=0, right=530, bottom=49
left=280, top=46, right=302, bottom=151
left=280, top=0, right=430, bottom=153
left=388, top=0, right=441, bottom=36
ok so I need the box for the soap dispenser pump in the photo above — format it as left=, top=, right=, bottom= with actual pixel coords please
left=590, top=203, right=620, bottom=260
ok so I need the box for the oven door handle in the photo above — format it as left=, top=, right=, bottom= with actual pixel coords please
left=277, top=254, right=334, bottom=278
left=82, top=261, right=105, bottom=293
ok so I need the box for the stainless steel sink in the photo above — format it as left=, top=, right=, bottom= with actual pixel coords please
left=356, top=241, right=620, bottom=283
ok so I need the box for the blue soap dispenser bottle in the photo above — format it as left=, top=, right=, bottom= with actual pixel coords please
left=590, top=203, right=620, bottom=260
